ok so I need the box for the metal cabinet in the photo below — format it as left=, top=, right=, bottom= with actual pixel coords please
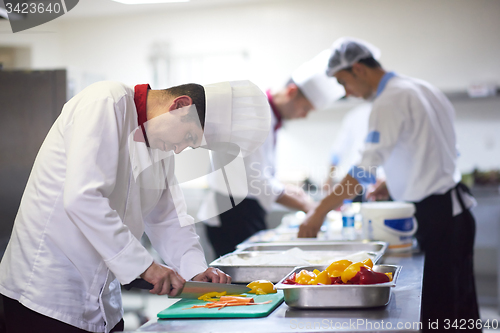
left=0, top=69, right=66, bottom=257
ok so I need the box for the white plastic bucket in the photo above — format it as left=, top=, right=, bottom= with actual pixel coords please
left=360, top=201, right=418, bottom=252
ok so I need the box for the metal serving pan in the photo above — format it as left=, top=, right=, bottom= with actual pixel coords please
left=209, top=241, right=387, bottom=283
left=276, top=264, right=401, bottom=309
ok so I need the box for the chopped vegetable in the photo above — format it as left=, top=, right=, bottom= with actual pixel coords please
left=310, top=270, right=331, bottom=285
left=349, top=266, right=390, bottom=285
left=197, top=291, right=249, bottom=302
left=341, top=262, right=371, bottom=283
left=184, top=296, right=272, bottom=310
left=246, top=280, right=277, bottom=294
left=219, top=296, right=253, bottom=303
left=295, top=270, right=316, bottom=285
left=286, top=258, right=391, bottom=286
left=282, top=272, right=299, bottom=285
left=362, top=258, right=374, bottom=269
left=325, top=260, right=352, bottom=277
left=198, top=291, right=227, bottom=301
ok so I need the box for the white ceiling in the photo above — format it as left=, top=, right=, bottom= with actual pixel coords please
left=62, top=0, right=269, bottom=19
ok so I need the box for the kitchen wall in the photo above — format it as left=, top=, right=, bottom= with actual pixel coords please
left=1, top=0, right=500, bottom=180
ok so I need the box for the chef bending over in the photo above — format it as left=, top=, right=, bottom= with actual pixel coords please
left=0, top=80, right=270, bottom=333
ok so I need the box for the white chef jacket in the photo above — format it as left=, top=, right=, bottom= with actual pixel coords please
left=200, top=107, right=284, bottom=226
left=0, top=81, right=207, bottom=332
left=329, top=103, right=372, bottom=178
left=351, top=73, right=469, bottom=208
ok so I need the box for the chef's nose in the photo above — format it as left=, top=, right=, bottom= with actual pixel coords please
left=174, top=143, right=187, bottom=154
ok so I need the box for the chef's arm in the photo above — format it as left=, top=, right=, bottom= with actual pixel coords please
left=298, top=174, right=360, bottom=238
left=276, top=184, right=315, bottom=213
left=143, top=181, right=231, bottom=291
left=323, top=164, right=338, bottom=192
left=144, top=177, right=208, bottom=281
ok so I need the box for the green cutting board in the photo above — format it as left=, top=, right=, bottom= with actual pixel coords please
left=157, top=291, right=284, bottom=319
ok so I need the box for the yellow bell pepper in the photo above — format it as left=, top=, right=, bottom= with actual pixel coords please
left=246, top=280, right=277, bottom=294
left=295, top=269, right=317, bottom=285
left=362, top=258, right=374, bottom=269
left=198, top=291, right=227, bottom=301
left=341, top=262, right=371, bottom=283
left=309, top=270, right=331, bottom=285
left=325, top=260, right=352, bottom=277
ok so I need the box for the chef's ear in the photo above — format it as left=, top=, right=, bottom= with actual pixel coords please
left=285, top=83, right=299, bottom=99
left=169, top=95, right=193, bottom=111
left=351, top=63, right=366, bottom=77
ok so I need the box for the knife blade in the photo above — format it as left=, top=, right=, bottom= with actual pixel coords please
left=123, top=279, right=251, bottom=299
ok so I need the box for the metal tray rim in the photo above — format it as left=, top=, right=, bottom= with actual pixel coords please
left=210, top=251, right=382, bottom=268
left=234, top=240, right=388, bottom=252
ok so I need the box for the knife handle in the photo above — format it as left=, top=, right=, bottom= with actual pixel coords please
left=123, top=278, right=154, bottom=291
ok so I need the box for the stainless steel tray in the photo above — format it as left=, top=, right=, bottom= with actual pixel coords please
left=276, top=264, right=401, bottom=308
left=209, top=241, right=387, bottom=283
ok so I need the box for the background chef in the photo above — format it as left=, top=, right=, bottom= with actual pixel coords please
left=199, top=50, right=344, bottom=258
left=323, top=102, right=372, bottom=196
left=298, top=37, right=481, bottom=332
left=0, top=80, right=270, bottom=333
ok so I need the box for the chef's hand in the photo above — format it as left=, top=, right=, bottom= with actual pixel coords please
left=276, top=184, right=316, bottom=213
left=192, top=268, right=231, bottom=284
left=140, top=262, right=185, bottom=297
left=297, top=209, right=325, bottom=238
left=366, top=180, right=389, bottom=201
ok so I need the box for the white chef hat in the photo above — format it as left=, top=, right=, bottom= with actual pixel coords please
left=196, top=80, right=271, bottom=225
left=201, top=80, right=271, bottom=157
left=326, top=37, right=382, bottom=77
left=292, top=49, right=346, bottom=110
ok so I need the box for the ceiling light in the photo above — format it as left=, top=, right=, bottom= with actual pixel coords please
left=111, top=0, right=189, bottom=4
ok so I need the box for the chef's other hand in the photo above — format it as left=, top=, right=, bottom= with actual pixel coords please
left=140, top=262, right=185, bottom=297
left=298, top=209, right=324, bottom=238
left=366, top=180, right=389, bottom=201
left=192, top=268, right=231, bottom=284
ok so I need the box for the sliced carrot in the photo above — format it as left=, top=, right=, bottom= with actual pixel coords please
left=219, top=296, right=253, bottom=303
left=183, top=297, right=272, bottom=310
left=244, top=301, right=272, bottom=305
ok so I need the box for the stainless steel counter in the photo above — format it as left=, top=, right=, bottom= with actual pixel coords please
left=136, top=252, right=424, bottom=332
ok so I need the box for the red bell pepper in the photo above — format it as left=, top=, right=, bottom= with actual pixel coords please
left=349, top=266, right=390, bottom=285
left=282, top=272, right=300, bottom=285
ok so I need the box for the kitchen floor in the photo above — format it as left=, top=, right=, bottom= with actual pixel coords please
left=121, top=275, right=500, bottom=332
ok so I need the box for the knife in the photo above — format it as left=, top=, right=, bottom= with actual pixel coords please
left=123, top=279, right=251, bottom=299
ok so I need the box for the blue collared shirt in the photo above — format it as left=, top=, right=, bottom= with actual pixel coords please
left=376, top=71, right=397, bottom=97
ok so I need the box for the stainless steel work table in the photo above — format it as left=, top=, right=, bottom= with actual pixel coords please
left=136, top=252, right=424, bottom=332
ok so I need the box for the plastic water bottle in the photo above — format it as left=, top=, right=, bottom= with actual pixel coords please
left=341, top=199, right=356, bottom=241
